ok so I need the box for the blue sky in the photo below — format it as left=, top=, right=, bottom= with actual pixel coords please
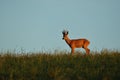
left=0, top=0, right=120, bottom=52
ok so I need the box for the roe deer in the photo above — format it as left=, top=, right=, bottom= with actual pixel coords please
left=62, top=30, right=90, bottom=55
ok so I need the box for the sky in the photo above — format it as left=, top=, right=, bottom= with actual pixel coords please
left=0, top=0, right=120, bottom=52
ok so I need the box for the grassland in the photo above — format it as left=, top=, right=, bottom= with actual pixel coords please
left=0, top=49, right=120, bottom=80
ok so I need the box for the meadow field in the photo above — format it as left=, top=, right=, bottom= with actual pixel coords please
left=0, top=49, right=120, bottom=80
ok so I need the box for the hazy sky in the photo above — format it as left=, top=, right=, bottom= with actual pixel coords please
left=0, top=0, right=120, bottom=52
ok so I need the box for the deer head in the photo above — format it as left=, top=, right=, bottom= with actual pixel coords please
left=62, top=30, right=69, bottom=40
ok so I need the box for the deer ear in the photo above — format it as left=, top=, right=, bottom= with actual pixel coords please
left=67, top=31, right=69, bottom=34
left=62, top=30, right=65, bottom=34
left=62, top=30, right=66, bottom=34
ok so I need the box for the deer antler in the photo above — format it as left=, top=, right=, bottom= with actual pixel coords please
left=62, top=30, right=69, bottom=34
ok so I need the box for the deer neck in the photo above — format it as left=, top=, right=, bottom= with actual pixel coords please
left=64, top=36, right=71, bottom=45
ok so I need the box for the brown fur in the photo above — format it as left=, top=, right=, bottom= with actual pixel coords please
left=62, top=31, right=90, bottom=55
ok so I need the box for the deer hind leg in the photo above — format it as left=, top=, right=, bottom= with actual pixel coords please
left=85, top=48, right=90, bottom=55
left=83, top=42, right=90, bottom=54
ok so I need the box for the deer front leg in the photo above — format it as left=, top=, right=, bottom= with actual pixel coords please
left=71, top=47, right=74, bottom=55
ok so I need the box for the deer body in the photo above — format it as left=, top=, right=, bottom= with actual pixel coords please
left=62, top=30, right=90, bottom=55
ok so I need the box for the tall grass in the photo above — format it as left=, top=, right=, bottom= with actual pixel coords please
left=0, top=49, right=120, bottom=80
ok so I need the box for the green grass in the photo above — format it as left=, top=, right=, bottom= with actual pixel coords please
left=0, top=49, right=120, bottom=80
